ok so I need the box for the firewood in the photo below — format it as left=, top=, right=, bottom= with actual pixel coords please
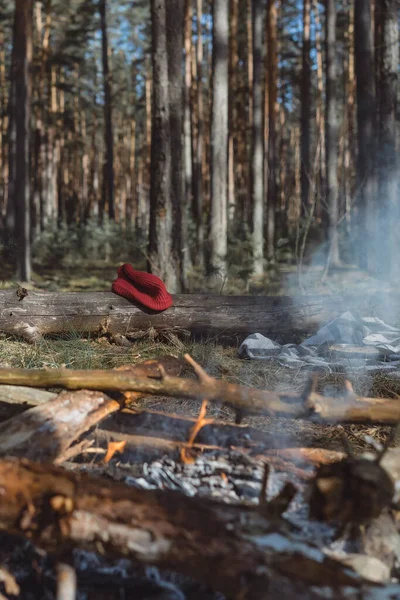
left=0, top=390, right=120, bottom=462
left=0, top=457, right=379, bottom=598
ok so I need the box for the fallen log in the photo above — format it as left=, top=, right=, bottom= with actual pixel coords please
left=0, top=456, right=384, bottom=599
left=1, top=359, right=400, bottom=424
left=1, top=289, right=399, bottom=343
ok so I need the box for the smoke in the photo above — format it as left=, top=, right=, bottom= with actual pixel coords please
left=278, top=169, right=400, bottom=407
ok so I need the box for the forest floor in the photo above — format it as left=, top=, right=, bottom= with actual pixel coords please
left=1, top=253, right=398, bottom=295
left=0, top=258, right=399, bottom=454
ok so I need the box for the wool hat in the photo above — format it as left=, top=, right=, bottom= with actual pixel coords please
left=112, top=264, right=173, bottom=311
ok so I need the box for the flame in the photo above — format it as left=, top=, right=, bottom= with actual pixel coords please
left=181, top=399, right=214, bottom=464
left=103, top=440, right=127, bottom=464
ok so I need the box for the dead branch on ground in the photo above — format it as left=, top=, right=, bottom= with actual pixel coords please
left=0, top=355, right=399, bottom=424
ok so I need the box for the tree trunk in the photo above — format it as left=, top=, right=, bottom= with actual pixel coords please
left=144, top=58, right=152, bottom=195
left=251, top=0, right=264, bottom=275
left=39, top=0, right=52, bottom=230
left=193, top=0, right=205, bottom=267
left=126, top=102, right=136, bottom=225
left=14, top=0, right=33, bottom=282
left=166, top=0, right=185, bottom=292
left=343, top=0, right=356, bottom=233
left=377, top=0, right=398, bottom=279
left=312, top=0, right=325, bottom=223
left=183, top=0, right=193, bottom=272
left=0, top=22, right=7, bottom=221
left=325, top=0, right=340, bottom=268
left=266, top=0, right=278, bottom=261
left=99, top=0, right=115, bottom=221
left=354, top=0, right=376, bottom=271
left=149, top=0, right=177, bottom=290
left=228, top=0, right=239, bottom=226
left=246, top=0, right=253, bottom=226
left=292, top=125, right=301, bottom=234
left=210, top=0, right=229, bottom=277
left=246, top=0, right=253, bottom=127
left=5, top=9, right=17, bottom=246
left=45, top=64, right=59, bottom=228
left=300, top=0, right=311, bottom=215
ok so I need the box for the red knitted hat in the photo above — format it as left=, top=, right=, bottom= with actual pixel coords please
left=112, top=264, right=173, bottom=311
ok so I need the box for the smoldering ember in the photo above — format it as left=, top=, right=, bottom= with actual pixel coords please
left=1, top=0, right=400, bottom=598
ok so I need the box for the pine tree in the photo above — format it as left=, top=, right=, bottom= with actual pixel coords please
left=210, top=0, right=229, bottom=277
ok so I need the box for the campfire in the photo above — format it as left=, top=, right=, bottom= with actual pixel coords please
left=0, top=350, right=398, bottom=599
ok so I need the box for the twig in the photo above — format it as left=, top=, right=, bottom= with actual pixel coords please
left=184, top=353, right=213, bottom=384
left=54, top=440, right=95, bottom=466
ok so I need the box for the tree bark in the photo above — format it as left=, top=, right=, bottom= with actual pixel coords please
left=4, top=8, right=17, bottom=246
left=166, top=0, right=185, bottom=292
left=99, top=0, right=115, bottom=221
left=228, top=0, right=239, bottom=226
left=0, top=21, right=7, bottom=220
left=193, top=0, right=205, bottom=267
left=210, top=0, right=229, bottom=277
left=49, top=67, right=60, bottom=227
left=343, top=0, right=356, bottom=233
left=14, top=0, right=33, bottom=282
left=300, top=0, right=311, bottom=215
left=251, top=0, right=265, bottom=275
left=354, top=0, right=376, bottom=271
left=377, top=0, right=398, bottom=279
left=312, top=0, right=325, bottom=223
left=149, top=0, right=178, bottom=290
left=1, top=289, right=400, bottom=343
left=144, top=57, right=152, bottom=200
left=266, top=0, right=278, bottom=261
left=325, top=0, right=340, bottom=267
left=183, top=0, right=193, bottom=274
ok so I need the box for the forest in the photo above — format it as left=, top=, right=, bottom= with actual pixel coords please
left=2, top=0, right=399, bottom=294
left=0, top=2, right=399, bottom=598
